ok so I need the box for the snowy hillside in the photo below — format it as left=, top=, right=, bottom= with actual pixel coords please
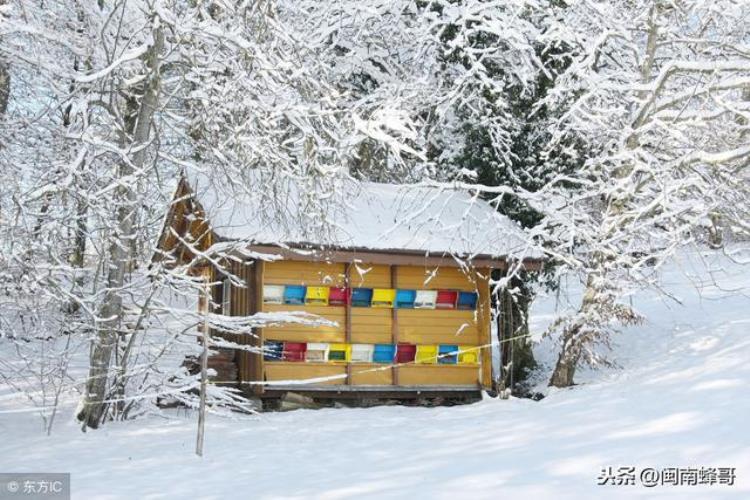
left=1, top=248, right=747, bottom=499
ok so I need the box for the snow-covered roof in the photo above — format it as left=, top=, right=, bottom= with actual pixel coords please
left=184, top=171, right=535, bottom=260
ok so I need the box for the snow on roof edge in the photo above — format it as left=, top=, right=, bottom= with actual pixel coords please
left=180, top=169, right=542, bottom=261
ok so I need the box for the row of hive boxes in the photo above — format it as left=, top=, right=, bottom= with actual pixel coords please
left=260, top=304, right=480, bottom=345
left=263, top=285, right=478, bottom=310
left=263, top=341, right=480, bottom=365
left=264, top=362, right=481, bottom=386
left=260, top=261, right=485, bottom=345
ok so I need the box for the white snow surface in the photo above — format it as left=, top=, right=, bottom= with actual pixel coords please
left=1, top=247, right=749, bottom=499
left=185, top=171, right=536, bottom=259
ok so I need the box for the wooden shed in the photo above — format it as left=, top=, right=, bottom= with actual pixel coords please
left=155, top=173, right=540, bottom=405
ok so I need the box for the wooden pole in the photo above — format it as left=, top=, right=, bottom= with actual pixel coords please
left=345, top=263, right=352, bottom=343
left=253, top=261, right=265, bottom=395
left=345, top=263, right=352, bottom=385
left=391, top=265, right=399, bottom=386
left=196, top=270, right=210, bottom=457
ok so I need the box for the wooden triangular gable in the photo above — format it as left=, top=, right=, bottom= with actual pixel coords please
left=152, top=175, right=215, bottom=268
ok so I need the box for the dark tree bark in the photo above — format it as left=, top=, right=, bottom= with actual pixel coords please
left=496, top=271, right=536, bottom=394
left=0, top=62, right=9, bottom=116
left=0, top=1, right=9, bottom=116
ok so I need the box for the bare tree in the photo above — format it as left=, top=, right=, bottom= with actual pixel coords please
left=537, top=0, right=750, bottom=386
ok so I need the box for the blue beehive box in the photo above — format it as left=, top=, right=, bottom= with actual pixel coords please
left=373, top=344, right=396, bottom=363
left=284, top=285, right=306, bottom=305
left=395, top=289, right=416, bottom=308
left=457, top=291, right=478, bottom=310
left=263, top=341, right=283, bottom=361
left=438, top=344, right=459, bottom=364
left=351, top=288, right=373, bottom=307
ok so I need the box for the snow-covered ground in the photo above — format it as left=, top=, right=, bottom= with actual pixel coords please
left=1, top=248, right=749, bottom=499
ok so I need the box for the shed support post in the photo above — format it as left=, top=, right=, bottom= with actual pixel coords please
left=345, top=263, right=352, bottom=385
left=391, top=265, right=399, bottom=386
left=196, top=267, right=211, bottom=456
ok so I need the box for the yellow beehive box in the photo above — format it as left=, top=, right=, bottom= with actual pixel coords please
left=457, top=345, right=479, bottom=364
left=328, top=343, right=351, bottom=362
left=305, top=286, right=330, bottom=306
left=415, top=345, right=439, bottom=364
left=371, top=288, right=396, bottom=308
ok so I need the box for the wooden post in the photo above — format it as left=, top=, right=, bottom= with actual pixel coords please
left=253, top=260, right=265, bottom=395
left=196, top=268, right=211, bottom=457
left=391, top=265, right=399, bottom=386
left=345, top=263, right=353, bottom=342
left=495, top=308, right=504, bottom=394
left=477, top=269, right=493, bottom=390
left=345, top=263, right=352, bottom=385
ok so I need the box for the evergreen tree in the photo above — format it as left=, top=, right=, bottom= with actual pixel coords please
left=430, top=1, right=585, bottom=392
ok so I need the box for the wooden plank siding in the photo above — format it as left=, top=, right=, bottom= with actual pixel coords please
left=153, top=178, right=215, bottom=266
left=262, top=304, right=346, bottom=343
left=395, top=265, right=481, bottom=290
left=263, top=260, right=346, bottom=287
left=231, top=260, right=256, bottom=385
left=348, top=263, right=391, bottom=288
left=264, top=363, right=346, bottom=386
left=396, top=310, right=479, bottom=345
left=351, top=363, right=394, bottom=385
left=350, top=264, right=392, bottom=349
left=256, top=260, right=494, bottom=390
left=398, top=365, right=480, bottom=385
left=350, top=308, right=392, bottom=344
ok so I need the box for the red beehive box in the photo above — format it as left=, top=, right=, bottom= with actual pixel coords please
left=328, top=287, right=350, bottom=306
left=282, top=342, right=307, bottom=362
left=396, top=344, right=417, bottom=363
left=436, top=290, right=458, bottom=309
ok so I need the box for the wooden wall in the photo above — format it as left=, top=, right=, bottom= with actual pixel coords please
left=260, top=262, right=485, bottom=347
left=205, top=259, right=262, bottom=392
left=263, top=261, right=347, bottom=343
left=245, top=259, right=493, bottom=391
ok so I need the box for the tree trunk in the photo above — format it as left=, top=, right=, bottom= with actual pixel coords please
left=0, top=0, right=9, bottom=119
left=496, top=271, right=536, bottom=393
left=78, top=25, right=163, bottom=429
left=0, top=0, right=10, bottom=132
left=549, top=354, right=577, bottom=388
left=548, top=6, right=662, bottom=389
left=549, top=330, right=580, bottom=388
left=548, top=261, right=599, bottom=387
left=707, top=212, right=723, bottom=249
left=64, top=62, right=87, bottom=314
left=0, top=62, right=9, bottom=117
